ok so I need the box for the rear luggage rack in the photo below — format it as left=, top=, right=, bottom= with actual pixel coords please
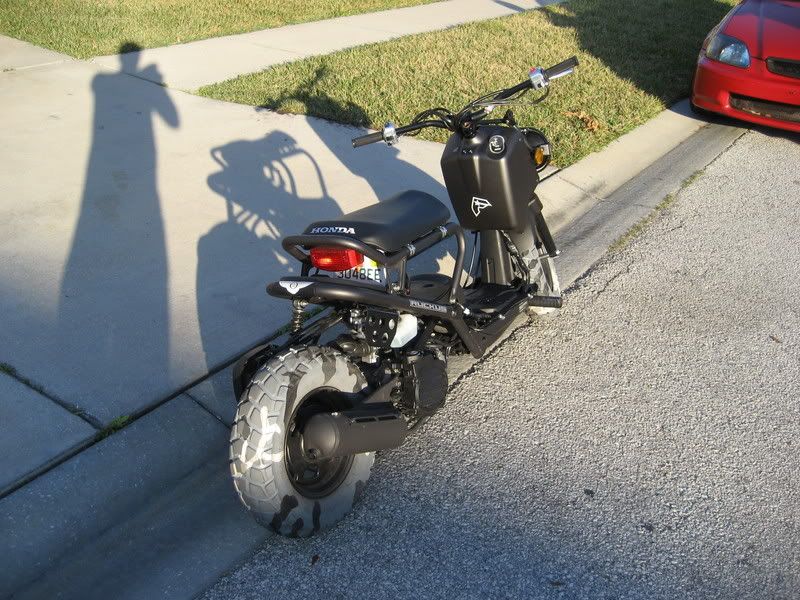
left=281, top=223, right=466, bottom=304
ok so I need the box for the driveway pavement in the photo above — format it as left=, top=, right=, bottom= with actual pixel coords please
left=201, top=129, right=800, bottom=600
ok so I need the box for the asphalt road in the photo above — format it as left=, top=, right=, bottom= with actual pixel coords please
left=202, top=129, right=800, bottom=600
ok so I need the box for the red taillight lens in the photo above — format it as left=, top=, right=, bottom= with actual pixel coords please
left=310, top=247, right=364, bottom=271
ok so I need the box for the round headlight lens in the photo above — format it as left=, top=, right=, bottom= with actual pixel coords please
left=706, top=33, right=750, bottom=68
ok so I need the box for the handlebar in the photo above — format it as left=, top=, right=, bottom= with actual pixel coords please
left=493, top=78, right=532, bottom=101
left=351, top=120, right=449, bottom=148
left=352, top=56, right=579, bottom=147
left=352, top=131, right=384, bottom=147
left=498, top=55, right=580, bottom=100
left=544, top=56, right=579, bottom=81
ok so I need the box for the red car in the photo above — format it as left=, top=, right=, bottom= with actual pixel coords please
left=692, top=0, right=800, bottom=133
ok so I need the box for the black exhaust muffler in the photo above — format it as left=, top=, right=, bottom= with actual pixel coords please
left=302, top=409, right=408, bottom=459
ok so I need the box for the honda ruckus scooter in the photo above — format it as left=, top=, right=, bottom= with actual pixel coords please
left=230, top=57, right=579, bottom=536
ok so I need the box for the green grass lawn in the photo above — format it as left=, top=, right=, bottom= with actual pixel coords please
left=0, top=0, right=439, bottom=59
left=200, top=0, right=738, bottom=168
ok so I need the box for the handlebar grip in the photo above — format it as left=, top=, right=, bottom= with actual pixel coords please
left=544, top=56, right=579, bottom=80
left=352, top=131, right=384, bottom=148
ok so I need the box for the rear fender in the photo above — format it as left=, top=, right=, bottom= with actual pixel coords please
left=232, top=343, right=277, bottom=400
left=232, top=310, right=344, bottom=399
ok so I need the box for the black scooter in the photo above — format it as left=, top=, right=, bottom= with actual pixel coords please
left=230, top=57, right=579, bottom=536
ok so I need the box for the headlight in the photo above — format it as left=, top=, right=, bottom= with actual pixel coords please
left=705, top=33, right=750, bottom=68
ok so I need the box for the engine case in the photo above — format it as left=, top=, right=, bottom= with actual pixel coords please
left=402, top=353, right=447, bottom=417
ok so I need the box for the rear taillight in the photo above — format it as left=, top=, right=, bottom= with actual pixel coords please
left=310, top=247, right=364, bottom=271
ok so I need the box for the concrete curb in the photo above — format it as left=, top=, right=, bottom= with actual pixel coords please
left=538, top=99, right=708, bottom=235
left=0, top=101, right=746, bottom=598
left=1, top=396, right=268, bottom=599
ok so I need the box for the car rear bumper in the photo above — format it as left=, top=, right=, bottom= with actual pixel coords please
left=692, top=56, right=800, bottom=133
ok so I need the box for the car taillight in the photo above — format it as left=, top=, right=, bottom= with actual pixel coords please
left=310, top=247, right=364, bottom=271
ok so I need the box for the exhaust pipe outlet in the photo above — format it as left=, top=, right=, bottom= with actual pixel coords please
left=302, top=410, right=408, bottom=459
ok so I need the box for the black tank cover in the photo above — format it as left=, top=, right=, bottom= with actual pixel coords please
left=440, top=125, right=539, bottom=232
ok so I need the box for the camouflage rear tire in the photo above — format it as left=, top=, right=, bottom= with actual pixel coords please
left=229, top=346, right=374, bottom=537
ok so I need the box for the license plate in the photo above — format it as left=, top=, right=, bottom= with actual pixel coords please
left=334, top=257, right=386, bottom=287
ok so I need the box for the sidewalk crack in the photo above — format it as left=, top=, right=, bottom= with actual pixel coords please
left=0, top=362, right=103, bottom=429
left=184, top=391, right=228, bottom=427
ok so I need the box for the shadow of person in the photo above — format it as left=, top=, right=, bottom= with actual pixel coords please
left=57, top=42, right=179, bottom=423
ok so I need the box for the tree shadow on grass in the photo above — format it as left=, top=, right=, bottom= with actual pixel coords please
left=544, top=0, right=737, bottom=105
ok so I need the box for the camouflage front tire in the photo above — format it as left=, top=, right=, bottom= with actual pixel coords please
left=229, top=346, right=374, bottom=537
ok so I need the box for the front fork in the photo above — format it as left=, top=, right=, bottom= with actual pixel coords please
left=530, top=195, right=559, bottom=258
left=478, top=195, right=558, bottom=286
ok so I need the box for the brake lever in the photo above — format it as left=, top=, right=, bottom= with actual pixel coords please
left=528, top=67, right=548, bottom=90
left=382, top=122, right=398, bottom=146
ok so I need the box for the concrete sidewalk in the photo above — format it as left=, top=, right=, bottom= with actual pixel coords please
left=0, top=33, right=728, bottom=599
left=91, top=0, right=562, bottom=90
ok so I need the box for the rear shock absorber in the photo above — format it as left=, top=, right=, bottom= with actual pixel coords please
left=291, top=299, right=308, bottom=333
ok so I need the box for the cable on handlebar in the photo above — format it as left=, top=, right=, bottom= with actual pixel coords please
left=457, top=86, right=549, bottom=121
left=406, top=107, right=454, bottom=135
left=354, top=58, right=576, bottom=146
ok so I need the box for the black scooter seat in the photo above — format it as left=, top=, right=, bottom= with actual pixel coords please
left=304, top=190, right=450, bottom=253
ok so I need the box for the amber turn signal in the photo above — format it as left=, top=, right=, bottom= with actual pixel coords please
left=534, top=146, right=546, bottom=166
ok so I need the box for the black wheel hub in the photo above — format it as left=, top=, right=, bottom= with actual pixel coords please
left=284, top=388, right=354, bottom=499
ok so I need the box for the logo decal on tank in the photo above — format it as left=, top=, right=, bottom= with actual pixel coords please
left=488, top=135, right=505, bottom=154
left=471, top=196, right=492, bottom=217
